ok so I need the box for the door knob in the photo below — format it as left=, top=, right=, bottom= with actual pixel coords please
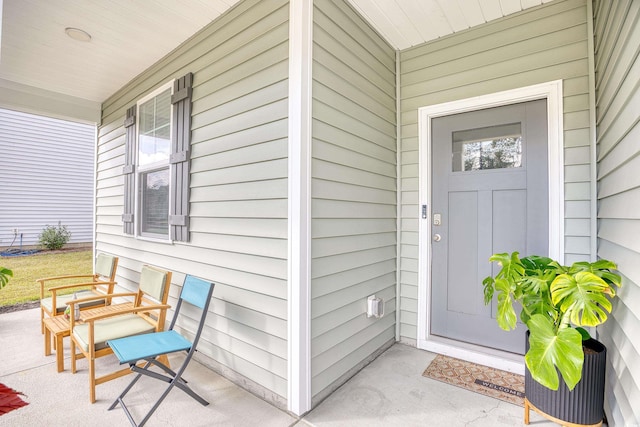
left=433, top=234, right=441, bottom=242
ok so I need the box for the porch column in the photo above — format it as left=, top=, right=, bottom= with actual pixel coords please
left=287, top=0, right=313, bottom=416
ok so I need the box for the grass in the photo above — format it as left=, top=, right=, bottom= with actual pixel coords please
left=0, top=249, right=93, bottom=307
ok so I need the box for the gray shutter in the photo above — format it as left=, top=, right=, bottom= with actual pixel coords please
left=122, top=105, right=136, bottom=235
left=169, top=73, right=193, bottom=242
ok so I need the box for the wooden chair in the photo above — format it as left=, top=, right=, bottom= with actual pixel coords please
left=68, top=265, right=172, bottom=403
left=39, top=253, right=119, bottom=334
left=108, top=275, right=215, bottom=427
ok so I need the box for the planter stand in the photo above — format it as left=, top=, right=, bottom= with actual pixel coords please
left=524, top=334, right=607, bottom=427
left=524, top=397, right=603, bottom=427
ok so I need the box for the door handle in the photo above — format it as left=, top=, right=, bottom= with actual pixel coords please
left=433, top=234, right=441, bottom=242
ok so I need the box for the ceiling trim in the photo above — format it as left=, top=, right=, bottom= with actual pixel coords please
left=0, top=78, right=101, bottom=124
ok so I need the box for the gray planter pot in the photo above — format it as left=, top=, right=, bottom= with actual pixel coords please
left=525, top=332, right=606, bottom=425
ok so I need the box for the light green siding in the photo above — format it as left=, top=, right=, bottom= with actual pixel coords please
left=96, top=0, right=290, bottom=404
left=593, top=0, right=640, bottom=425
left=398, top=0, right=593, bottom=343
left=310, top=0, right=396, bottom=404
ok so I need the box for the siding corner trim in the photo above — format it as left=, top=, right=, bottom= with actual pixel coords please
left=287, top=0, right=313, bottom=416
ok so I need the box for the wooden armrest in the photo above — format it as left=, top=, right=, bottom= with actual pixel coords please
left=37, top=274, right=97, bottom=284
left=78, top=304, right=171, bottom=323
left=48, top=281, right=116, bottom=294
left=39, top=276, right=102, bottom=299
left=66, top=292, right=137, bottom=306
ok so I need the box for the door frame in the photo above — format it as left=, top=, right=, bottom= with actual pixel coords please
left=416, top=81, right=564, bottom=374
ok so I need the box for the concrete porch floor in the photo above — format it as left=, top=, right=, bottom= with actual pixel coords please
left=0, top=307, right=557, bottom=426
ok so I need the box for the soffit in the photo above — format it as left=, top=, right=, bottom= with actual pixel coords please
left=0, top=0, right=552, bottom=113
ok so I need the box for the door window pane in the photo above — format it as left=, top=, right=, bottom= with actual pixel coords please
left=452, top=123, right=522, bottom=172
left=139, top=168, right=169, bottom=236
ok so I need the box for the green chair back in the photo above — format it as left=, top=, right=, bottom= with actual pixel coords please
left=95, top=253, right=118, bottom=281
left=139, top=266, right=170, bottom=303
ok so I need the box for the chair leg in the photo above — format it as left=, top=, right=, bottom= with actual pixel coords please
left=157, top=354, right=170, bottom=368
left=137, top=374, right=208, bottom=427
left=44, top=327, right=52, bottom=357
left=143, top=358, right=183, bottom=381
left=111, top=359, right=209, bottom=427
left=71, top=341, right=77, bottom=374
left=171, top=379, right=209, bottom=406
left=89, top=356, right=96, bottom=403
left=108, top=364, right=148, bottom=411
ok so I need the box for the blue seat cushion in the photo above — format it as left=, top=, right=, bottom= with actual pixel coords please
left=109, top=330, right=192, bottom=364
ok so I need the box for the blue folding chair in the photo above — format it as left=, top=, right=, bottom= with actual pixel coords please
left=107, top=275, right=215, bottom=427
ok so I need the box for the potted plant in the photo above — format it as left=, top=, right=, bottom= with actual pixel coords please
left=482, top=252, right=621, bottom=426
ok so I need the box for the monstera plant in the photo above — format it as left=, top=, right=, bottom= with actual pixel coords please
left=482, top=252, right=621, bottom=391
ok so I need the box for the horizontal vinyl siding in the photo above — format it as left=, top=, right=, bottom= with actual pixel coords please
left=593, top=0, right=640, bottom=425
left=97, top=0, right=289, bottom=403
left=310, top=0, right=396, bottom=405
left=0, top=108, right=94, bottom=247
left=398, top=0, right=593, bottom=342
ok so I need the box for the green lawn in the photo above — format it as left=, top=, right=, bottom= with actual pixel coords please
left=0, top=249, right=93, bottom=307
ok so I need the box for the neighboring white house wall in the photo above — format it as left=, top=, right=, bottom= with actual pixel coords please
left=397, top=0, right=594, bottom=343
left=96, top=0, right=290, bottom=407
left=593, top=0, right=640, bottom=425
left=0, top=108, right=94, bottom=248
left=310, top=0, right=397, bottom=405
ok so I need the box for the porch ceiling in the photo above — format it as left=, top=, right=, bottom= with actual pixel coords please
left=0, top=0, right=553, bottom=122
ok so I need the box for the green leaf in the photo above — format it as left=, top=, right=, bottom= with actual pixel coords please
left=551, top=272, right=613, bottom=327
left=521, top=255, right=554, bottom=272
left=489, top=252, right=524, bottom=282
left=520, top=292, right=555, bottom=325
left=482, top=276, right=495, bottom=305
left=599, top=271, right=621, bottom=289
left=575, top=327, right=591, bottom=341
left=0, top=267, right=13, bottom=289
left=589, top=259, right=617, bottom=271
left=495, top=278, right=517, bottom=330
left=525, top=314, right=584, bottom=390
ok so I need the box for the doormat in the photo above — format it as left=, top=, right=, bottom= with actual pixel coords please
left=422, top=355, right=524, bottom=406
left=0, top=383, right=29, bottom=416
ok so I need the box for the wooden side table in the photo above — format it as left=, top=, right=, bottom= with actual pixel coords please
left=43, top=302, right=135, bottom=372
left=43, top=314, right=70, bottom=372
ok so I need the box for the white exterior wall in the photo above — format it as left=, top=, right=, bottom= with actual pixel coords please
left=0, top=108, right=94, bottom=248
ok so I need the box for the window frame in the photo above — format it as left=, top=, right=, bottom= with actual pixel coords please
left=122, top=72, right=193, bottom=242
left=134, top=81, right=174, bottom=241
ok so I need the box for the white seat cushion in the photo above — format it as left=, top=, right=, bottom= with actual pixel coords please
left=72, top=314, right=156, bottom=352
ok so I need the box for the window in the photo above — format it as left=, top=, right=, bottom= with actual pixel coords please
left=452, top=123, right=522, bottom=172
left=122, top=73, right=193, bottom=242
left=137, top=85, right=172, bottom=238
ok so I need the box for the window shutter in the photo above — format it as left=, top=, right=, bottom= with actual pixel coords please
left=169, top=72, right=193, bottom=242
left=122, top=105, right=136, bottom=235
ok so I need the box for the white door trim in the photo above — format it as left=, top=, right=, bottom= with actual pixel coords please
left=416, top=81, right=564, bottom=374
